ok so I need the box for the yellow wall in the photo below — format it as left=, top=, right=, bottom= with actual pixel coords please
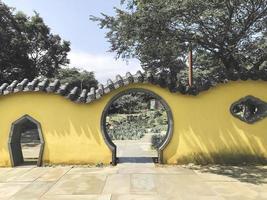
left=0, top=81, right=266, bottom=166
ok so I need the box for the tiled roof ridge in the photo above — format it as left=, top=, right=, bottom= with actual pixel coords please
left=0, top=71, right=145, bottom=103
left=0, top=68, right=267, bottom=103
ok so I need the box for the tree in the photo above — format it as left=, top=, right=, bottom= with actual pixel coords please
left=0, top=1, right=70, bottom=84
left=55, top=67, right=98, bottom=90
left=91, top=0, right=267, bottom=78
left=108, top=92, right=154, bottom=114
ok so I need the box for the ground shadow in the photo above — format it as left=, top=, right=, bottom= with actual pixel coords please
left=20, top=160, right=38, bottom=166
left=118, top=157, right=157, bottom=163
left=186, top=164, right=267, bottom=184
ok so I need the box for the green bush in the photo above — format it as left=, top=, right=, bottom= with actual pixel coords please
left=106, top=110, right=168, bottom=140
left=151, top=134, right=166, bottom=149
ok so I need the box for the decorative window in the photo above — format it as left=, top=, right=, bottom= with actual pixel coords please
left=230, top=96, right=267, bottom=124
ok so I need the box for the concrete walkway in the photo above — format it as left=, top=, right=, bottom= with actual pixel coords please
left=2, top=139, right=267, bottom=199
left=114, top=134, right=158, bottom=158
left=0, top=163, right=267, bottom=200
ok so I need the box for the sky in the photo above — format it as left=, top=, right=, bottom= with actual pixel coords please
left=3, top=0, right=141, bottom=83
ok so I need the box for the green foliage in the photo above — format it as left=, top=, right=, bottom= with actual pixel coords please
left=55, top=67, right=98, bottom=90
left=92, top=0, right=267, bottom=76
left=106, top=114, right=146, bottom=140
left=106, top=92, right=169, bottom=141
left=106, top=110, right=168, bottom=141
left=0, top=1, right=70, bottom=84
left=151, top=134, right=165, bottom=149
left=108, top=92, right=153, bottom=114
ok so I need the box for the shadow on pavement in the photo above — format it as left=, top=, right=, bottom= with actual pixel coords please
left=187, top=165, right=267, bottom=184
left=118, top=157, right=157, bottom=163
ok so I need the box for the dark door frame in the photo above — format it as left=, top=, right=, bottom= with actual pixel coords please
left=100, top=88, right=174, bottom=165
left=8, top=115, right=45, bottom=167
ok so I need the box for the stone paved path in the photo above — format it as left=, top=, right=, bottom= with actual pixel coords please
left=114, top=134, right=158, bottom=159
left=0, top=163, right=267, bottom=200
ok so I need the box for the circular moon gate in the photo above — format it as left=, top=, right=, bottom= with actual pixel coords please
left=101, top=88, right=174, bottom=165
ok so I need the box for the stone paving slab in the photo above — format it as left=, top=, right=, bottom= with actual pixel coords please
left=0, top=168, right=13, bottom=174
left=206, top=182, right=259, bottom=199
left=111, top=194, right=163, bottom=200
left=9, top=181, right=55, bottom=200
left=131, top=174, right=157, bottom=194
left=46, top=174, right=107, bottom=195
left=196, top=172, right=239, bottom=182
left=118, top=166, right=158, bottom=174
left=0, top=164, right=266, bottom=200
left=0, top=182, right=29, bottom=199
left=102, top=174, right=131, bottom=194
left=37, top=167, right=71, bottom=182
left=177, top=195, right=225, bottom=200
left=254, top=184, right=267, bottom=199
left=0, top=167, right=34, bottom=182
left=155, top=174, right=215, bottom=197
left=161, top=166, right=198, bottom=175
left=11, top=167, right=48, bottom=182
left=68, top=167, right=118, bottom=174
left=41, top=194, right=111, bottom=200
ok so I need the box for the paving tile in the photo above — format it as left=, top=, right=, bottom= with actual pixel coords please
left=207, top=182, right=259, bottom=199
left=0, top=164, right=264, bottom=200
left=118, top=162, right=155, bottom=168
left=157, top=194, right=185, bottom=200
left=0, top=182, right=29, bottom=199
left=9, top=181, right=55, bottom=200
left=111, top=194, right=161, bottom=200
left=221, top=196, right=257, bottom=200
left=254, top=184, right=267, bottom=199
left=41, top=194, right=111, bottom=200
left=156, top=166, right=197, bottom=175
left=131, top=174, right=156, bottom=194
left=119, top=166, right=157, bottom=174
left=68, top=167, right=118, bottom=174
left=114, top=139, right=157, bottom=158
left=102, top=174, right=131, bottom=194
left=37, top=167, right=70, bottom=181
left=160, top=193, right=224, bottom=200
left=0, top=167, right=34, bottom=182
left=155, top=174, right=215, bottom=197
left=46, top=174, right=107, bottom=195
left=197, top=172, right=239, bottom=182
left=0, top=168, right=13, bottom=174
left=179, top=195, right=226, bottom=200
left=11, top=167, right=49, bottom=182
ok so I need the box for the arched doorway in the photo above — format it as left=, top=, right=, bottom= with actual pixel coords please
left=101, top=88, right=173, bottom=165
left=8, top=115, right=44, bottom=167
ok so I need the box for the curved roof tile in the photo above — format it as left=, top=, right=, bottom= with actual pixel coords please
left=0, top=69, right=267, bottom=103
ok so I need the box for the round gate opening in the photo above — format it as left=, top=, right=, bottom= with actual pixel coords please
left=103, top=89, right=173, bottom=164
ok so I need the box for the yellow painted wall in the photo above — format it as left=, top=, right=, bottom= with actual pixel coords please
left=0, top=81, right=266, bottom=166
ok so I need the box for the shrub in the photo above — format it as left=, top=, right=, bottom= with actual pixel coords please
left=107, top=110, right=168, bottom=141
left=151, top=134, right=166, bottom=149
